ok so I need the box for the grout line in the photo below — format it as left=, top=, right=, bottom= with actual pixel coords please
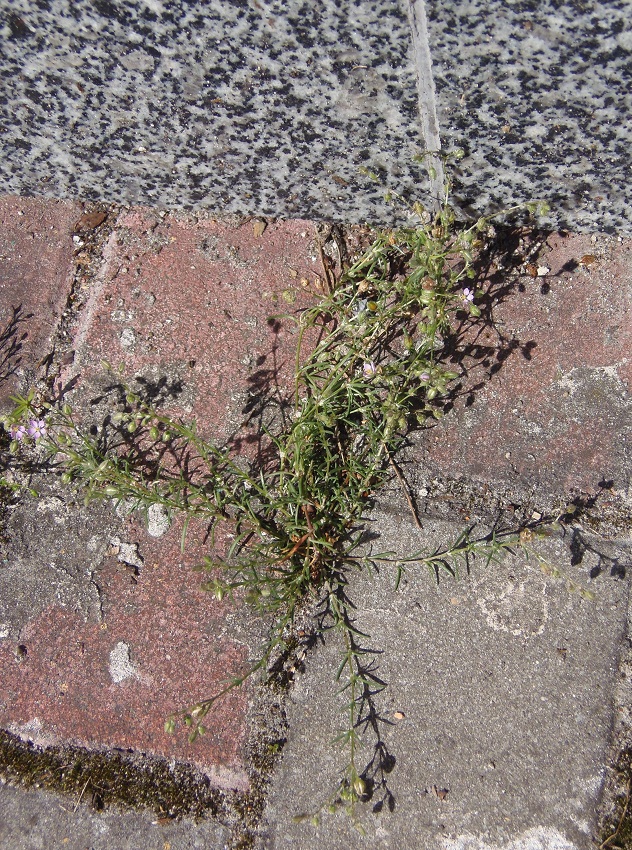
left=406, top=0, right=444, bottom=208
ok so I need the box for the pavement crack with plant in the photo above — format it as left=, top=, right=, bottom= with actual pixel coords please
left=3, top=161, right=558, bottom=826
left=3, top=163, right=630, bottom=847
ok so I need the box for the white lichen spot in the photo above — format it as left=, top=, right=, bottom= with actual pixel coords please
left=86, top=535, right=101, bottom=552
left=119, top=327, right=136, bottom=351
left=109, top=641, right=138, bottom=683
left=109, top=537, right=144, bottom=570
left=147, top=503, right=171, bottom=538
left=473, top=572, right=550, bottom=639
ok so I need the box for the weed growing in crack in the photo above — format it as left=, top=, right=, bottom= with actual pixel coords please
left=4, top=164, right=556, bottom=821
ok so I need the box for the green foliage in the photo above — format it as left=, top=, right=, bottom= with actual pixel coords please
left=2, top=161, right=554, bottom=819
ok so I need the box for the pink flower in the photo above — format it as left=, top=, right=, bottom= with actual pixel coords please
left=461, top=288, right=475, bottom=304
left=27, top=419, right=47, bottom=440
left=10, top=424, right=27, bottom=441
left=363, top=361, right=377, bottom=378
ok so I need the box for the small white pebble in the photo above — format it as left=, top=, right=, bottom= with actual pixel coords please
left=536, top=266, right=550, bottom=276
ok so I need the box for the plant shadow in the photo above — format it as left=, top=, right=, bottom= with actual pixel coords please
left=0, top=304, right=31, bottom=390
left=439, top=223, right=549, bottom=415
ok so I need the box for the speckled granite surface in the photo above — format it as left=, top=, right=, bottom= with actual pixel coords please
left=0, top=0, right=427, bottom=222
left=426, top=0, right=632, bottom=232
left=1, top=0, right=631, bottom=229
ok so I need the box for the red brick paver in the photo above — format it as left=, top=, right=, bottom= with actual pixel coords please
left=0, top=197, right=79, bottom=411
left=68, top=211, right=319, bottom=442
left=417, top=233, right=632, bottom=500
left=0, top=205, right=319, bottom=789
left=0, top=518, right=251, bottom=790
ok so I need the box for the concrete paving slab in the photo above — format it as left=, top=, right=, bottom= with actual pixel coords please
left=259, top=508, right=632, bottom=850
left=0, top=781, right=229, bottom=850
left=0, top=196, right=79, bottom=412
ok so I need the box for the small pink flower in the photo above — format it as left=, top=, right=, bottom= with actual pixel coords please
left=461, top=287, right=475, bottom=304
left=27, top=419, right=47, bottom=440
left=363, top=361, right=377, bottom=379
left=10, top=424, right=27, bottom=441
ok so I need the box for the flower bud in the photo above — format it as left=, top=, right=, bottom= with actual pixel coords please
left=353, top=777, right=366, bottom=797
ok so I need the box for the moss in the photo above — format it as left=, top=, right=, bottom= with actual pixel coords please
left=0, top=728, right=229, bottom=820
left=600, top=748, right=632, bottom=849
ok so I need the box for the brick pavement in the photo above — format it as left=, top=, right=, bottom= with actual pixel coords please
left=0, top=202, right=320, bottom=791
left=0, top=200, right=630, bottom=848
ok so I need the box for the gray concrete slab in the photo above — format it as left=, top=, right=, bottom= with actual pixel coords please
left=258, top=506, right=632, bottom=849
left=0, top=781, right=229, bottom=850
